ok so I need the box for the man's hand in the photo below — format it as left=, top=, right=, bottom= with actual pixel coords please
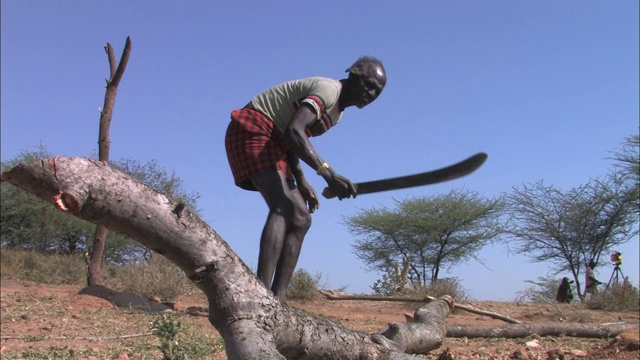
left=297, top=179, right=320, bottom=213
left=323, top=168, right=357, bottom=200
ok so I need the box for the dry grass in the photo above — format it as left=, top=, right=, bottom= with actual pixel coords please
left=0, top=283, right=225, bottom=359
left=0, top=249, right=224, bottom=359
left=0, top=248, right=86, bottom=285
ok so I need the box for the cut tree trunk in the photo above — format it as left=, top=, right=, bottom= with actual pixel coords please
left=446, top=322, right=638, bottom=339
left=318, top=291, right=638, bottom=339
left=318, top=290, right=522, bottom=324
left=0, top=157, right=453, bottom=360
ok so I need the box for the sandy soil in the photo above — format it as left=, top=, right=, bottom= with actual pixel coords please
left=1, top=279, right=638, bottom=359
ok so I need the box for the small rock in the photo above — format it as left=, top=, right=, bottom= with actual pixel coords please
left=525, top=339, right=540, bottom=348
left=569, top=349, right=587, bottom=357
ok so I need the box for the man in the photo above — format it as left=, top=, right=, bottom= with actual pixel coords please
left=585, top=259, right=601, bottom=297
left=225, top=57, right=387, bottom=300
left=556, top=277, right=574, bottom=303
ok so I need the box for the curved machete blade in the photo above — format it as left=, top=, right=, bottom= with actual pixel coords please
left=322, top=152, right=488, bottom=199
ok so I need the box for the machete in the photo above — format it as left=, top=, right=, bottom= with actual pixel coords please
left=322, top=152, right=488, bottom=199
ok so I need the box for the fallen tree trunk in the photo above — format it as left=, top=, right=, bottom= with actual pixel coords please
left=318, top=290, right=522, bottom=324
left=446, top=322, right=638, bottom=339
left=1, top=157, right=453, bottom=360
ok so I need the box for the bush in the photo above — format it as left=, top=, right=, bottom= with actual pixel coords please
left=1, top=248, right=197, bottom=301
left=403, top=278, right=471, bottom=303
left=515, top=276, right=567, bottom=303
left=586, top=282, right=640, bottom=311
left=0, top=247, right=86, bottom=285
left=287, top=268, right=324, bottom=301
left=102, top=253, right=195, bottom=302
left=422, top=277, right=471, bottom=302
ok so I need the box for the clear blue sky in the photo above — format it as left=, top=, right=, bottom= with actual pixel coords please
left=2, top=1, right=638, bottom=300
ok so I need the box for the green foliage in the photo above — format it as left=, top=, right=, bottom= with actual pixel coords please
left=287, top=268, right=325, bottom=301
left=0, top=247, right=86, bottom=285
left=347, top=189, right=505, bottom=286
left=371, top=266, right=403, bottom=296
left=152, top=314, right=187, bottom=360
left=586, top=282, right=640, bottom=311
left=610, top=133, right=640, bottom=214
left=371, top=265, right=471, bottom=302
left=151, top=313, right=223, bottom=360
left=103, top=253, right=196, bottom=302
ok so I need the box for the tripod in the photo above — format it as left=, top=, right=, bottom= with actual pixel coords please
left=606, top=264, right=626, bottom=288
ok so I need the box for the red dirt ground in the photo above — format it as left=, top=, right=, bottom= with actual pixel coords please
left=1, top=279, right=638, bottom=359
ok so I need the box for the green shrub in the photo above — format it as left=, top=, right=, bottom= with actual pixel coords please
left=287, top=268, right=324, bottom=301
left=371, top=265, right=471, bottom=302
left=586, top=282, right=640, bottom=311
left=151, top=314, right=220, bottom=360
left=0, top=247, right=86, bottom=285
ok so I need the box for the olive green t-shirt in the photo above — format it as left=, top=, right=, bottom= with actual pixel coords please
left=250, top=77, right=343, bottom=135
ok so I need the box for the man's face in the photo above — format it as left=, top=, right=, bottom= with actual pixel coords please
left=353, top=64, right=386, bottom=108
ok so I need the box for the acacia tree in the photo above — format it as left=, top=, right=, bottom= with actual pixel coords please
left=610, top=133, right=639, bottom=214
left=347, top=190, right=505, bottom=288
left=505, top=175, right=638, bottom=302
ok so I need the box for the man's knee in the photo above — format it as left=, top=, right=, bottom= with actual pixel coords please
left=292, top=208, right=312, bottom=232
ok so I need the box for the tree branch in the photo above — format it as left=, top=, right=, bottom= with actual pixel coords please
left=446, top=322, right=637, bottom=339
left=1, top=157, right=452, bottom=359
left=318, top=290, right=522, bottom=324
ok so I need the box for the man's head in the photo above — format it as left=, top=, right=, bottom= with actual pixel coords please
left=342, top=56, right=387, bottom=109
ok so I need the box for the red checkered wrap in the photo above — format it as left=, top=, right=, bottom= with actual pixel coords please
left=225, top=108, right=293, bottom=191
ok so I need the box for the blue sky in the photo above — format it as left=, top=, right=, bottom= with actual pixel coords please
left=1, top=1, right=638, bottom=300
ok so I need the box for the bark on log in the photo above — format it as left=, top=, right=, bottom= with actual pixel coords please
left=0, top=157, right=453, bottom=360
left=318, top=290, right=522, bottom=324
left=446, top=322, right=638, bottom=339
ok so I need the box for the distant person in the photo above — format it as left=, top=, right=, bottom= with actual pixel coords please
left=556, top=277, right=574, bottom=303
left=585, top=260, right=601, bottom=297
left=225, top=57, right=387, bottom=300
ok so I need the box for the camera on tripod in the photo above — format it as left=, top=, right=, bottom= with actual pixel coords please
left=607, top=251, right=626, bottom=288
left=610, top=251, right=622, bottom=267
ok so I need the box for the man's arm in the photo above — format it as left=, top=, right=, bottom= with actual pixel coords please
left=284, top=104, right=357, bottom=199
left=286, top=150, right=306, bottom=183
left=286, top=151, right=319, bottom=213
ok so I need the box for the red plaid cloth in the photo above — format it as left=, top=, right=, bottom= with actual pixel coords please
left=225, top=108, right=293, bottom=191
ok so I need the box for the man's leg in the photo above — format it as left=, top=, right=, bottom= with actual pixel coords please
left=252, top=170, right=311, bottom=300
left=270, top=188, right=312, bottom=298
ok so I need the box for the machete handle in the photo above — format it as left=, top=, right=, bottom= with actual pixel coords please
left=321, top=186, right=357, bottom=199
left=322, top=187, right=336, bottom=199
